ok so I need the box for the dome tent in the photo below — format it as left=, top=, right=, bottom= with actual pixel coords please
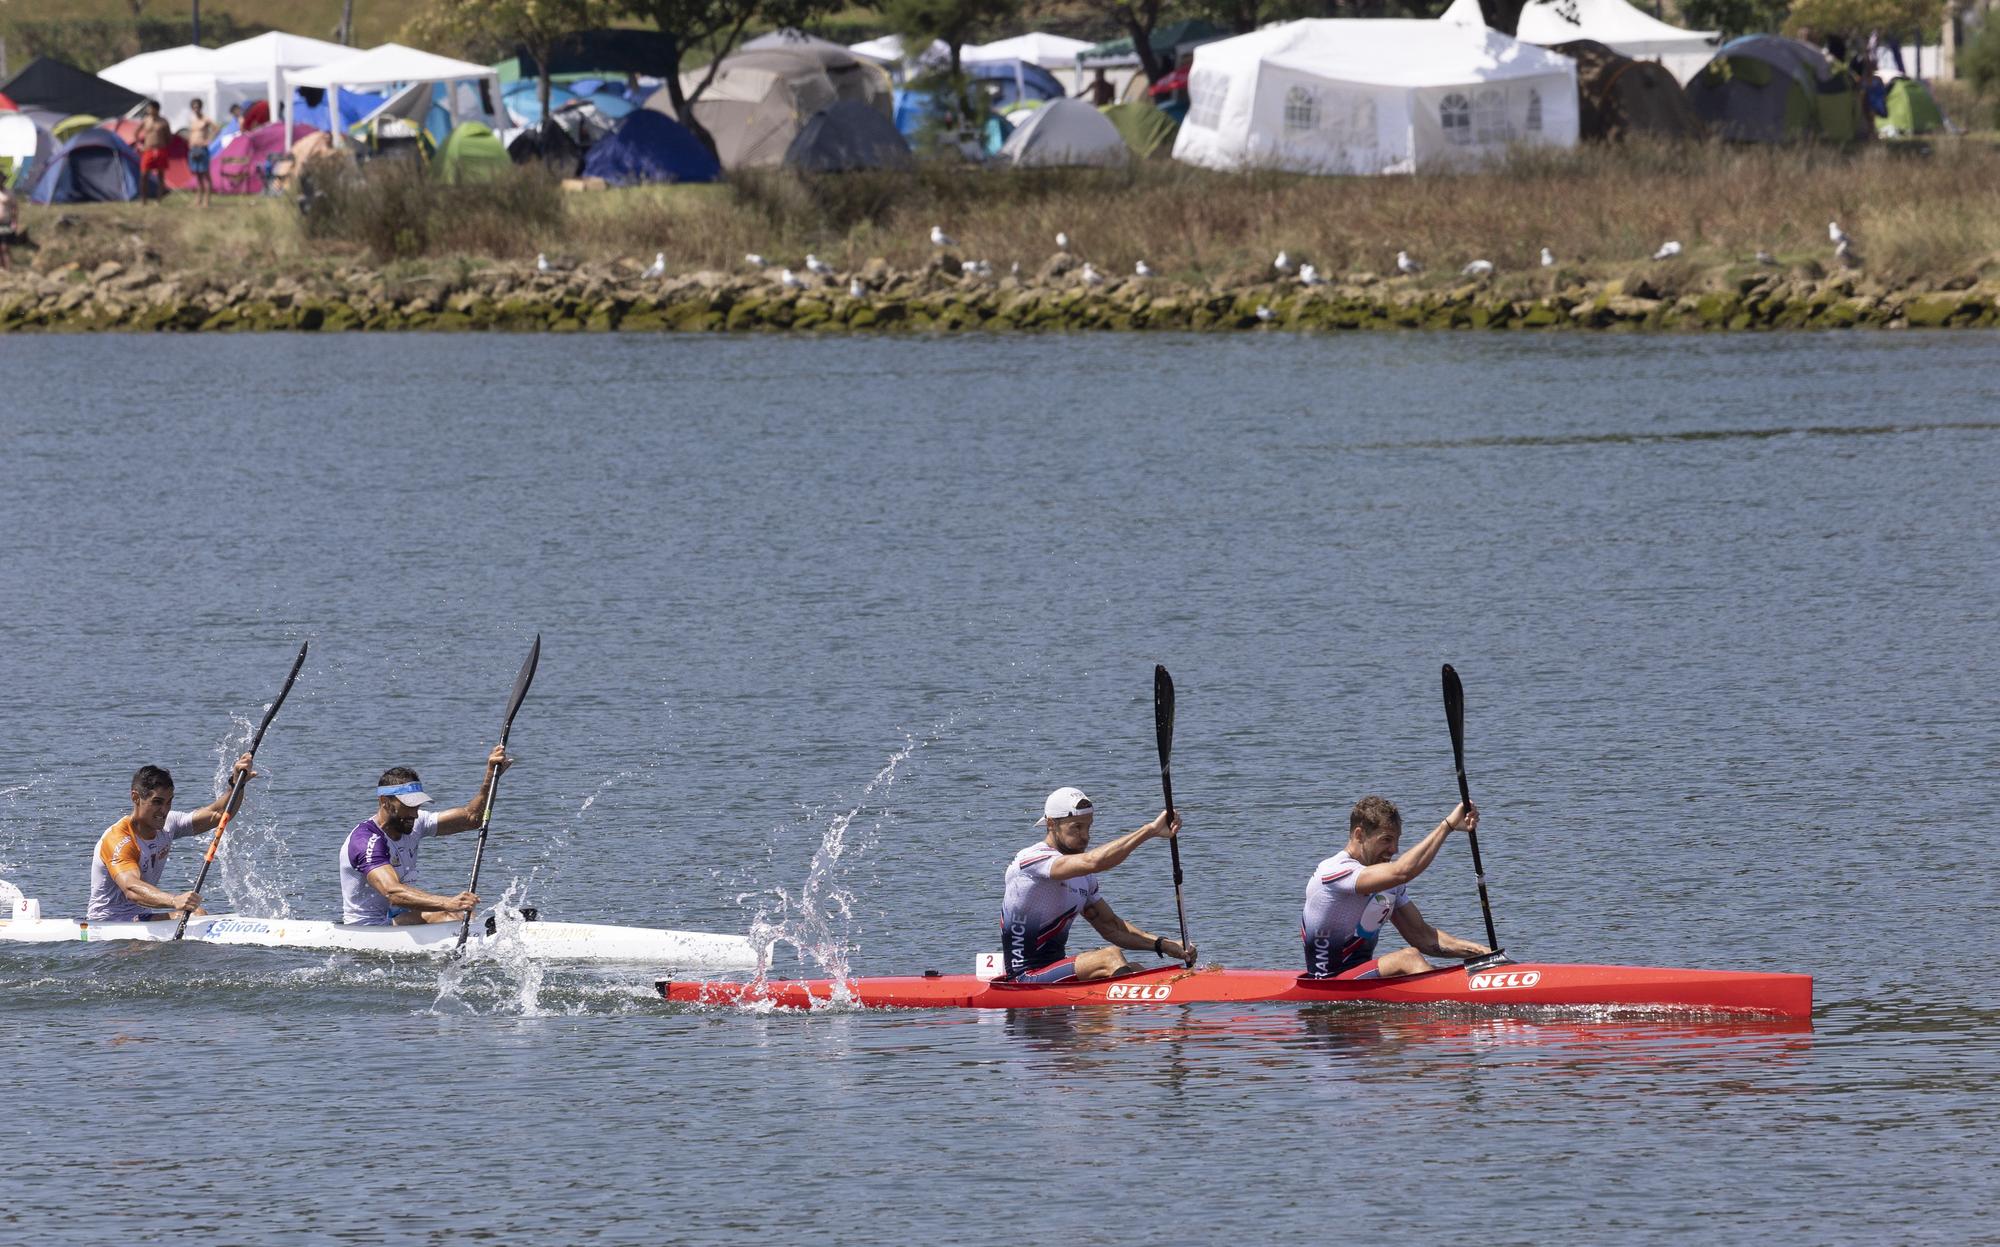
left=1172, top=18, right=1579, bottom=176
left=435, top=121, right=511, bottom=184
left=646, top=44, right=892, bottom=170
left=27, top=128, right=140, bottom=203
left=507, top=118, right=584, bottom=175
left=998, top=98, right=1130, bottom=167
left=0, top=112, right=56, bottom=187
left=782, top=99, right=913, bottom=172
left=1551, top=40, right=1703, bottom=140
left=1683, top=36, right=1865, bottom=143
left=1101, top=100, right=1180, bottom=159
left=580, top=109, right=721, bottom=183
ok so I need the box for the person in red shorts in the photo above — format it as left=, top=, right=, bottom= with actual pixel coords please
left=134, top=100, right=171, bottom=204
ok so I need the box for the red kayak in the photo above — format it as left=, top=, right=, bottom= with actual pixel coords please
left=659, top=960, right=1813, bottom=1018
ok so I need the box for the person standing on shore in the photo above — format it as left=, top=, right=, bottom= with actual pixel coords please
left=0, top=183, right=18, bottom=271
left=185, top=98, right=218, bottom=207
left=134, top=101, right=171, bottom=204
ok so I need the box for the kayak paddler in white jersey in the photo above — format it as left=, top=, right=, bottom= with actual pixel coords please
left=999, top=787, right=1195, bottom=983
left=338, top=744, right=511, bottom=926
left=86, top=753, right=256, bottom=923
left=1301, top=795, right=1491, bottom=979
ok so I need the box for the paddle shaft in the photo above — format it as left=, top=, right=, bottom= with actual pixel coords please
left=1443, top=664, right=1501, bottom=955
left=457, top=636, right=540, bottom=951
left=175, top=641, right=309, bottom=939
left=1154, top=665, right=1193, bottom=967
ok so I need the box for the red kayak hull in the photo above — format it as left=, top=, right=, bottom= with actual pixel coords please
left=659, top=961, right=1813, bottom=1018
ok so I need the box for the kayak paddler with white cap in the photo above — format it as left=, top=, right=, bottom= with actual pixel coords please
left=338, top=744, right=511, bottom=926
left=999, top=786, right=1194, bottom=983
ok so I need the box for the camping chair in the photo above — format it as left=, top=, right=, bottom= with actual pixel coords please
left=216, top=152, right=254, bottom=194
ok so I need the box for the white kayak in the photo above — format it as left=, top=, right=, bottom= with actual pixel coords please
left=0, top=907, right=758, bottom=969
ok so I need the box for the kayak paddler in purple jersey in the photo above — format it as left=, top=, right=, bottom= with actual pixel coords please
left=1301, top=795, right=1491, bottom=979
left=337, top=744, right=512, bottom=926
left=999, top=787, right=1195, bottom=984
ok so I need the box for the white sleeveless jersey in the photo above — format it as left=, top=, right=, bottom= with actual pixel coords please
left=1000, top=839, right=1102, bottom=976
left=1301, top=850, right=1409, bottom=976
left=338, top=811, right=439, bottom=925
left=87, top=812, right=200, bottom=922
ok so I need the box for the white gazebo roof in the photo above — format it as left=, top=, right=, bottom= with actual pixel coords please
left=963, top=33, right=1094, bottom=72
left=99, top=45, right=219, bottom=96
left=288, top=43, right=497, bottom=89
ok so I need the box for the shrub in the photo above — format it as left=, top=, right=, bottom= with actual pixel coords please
left=299, top=158, right=563, bottom=261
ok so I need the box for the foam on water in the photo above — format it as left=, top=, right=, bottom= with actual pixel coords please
left=208, top=715, right=297, bottom=919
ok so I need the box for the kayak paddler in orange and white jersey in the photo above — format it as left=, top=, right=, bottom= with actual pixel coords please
left=86, top=753, right=256, bottom=923
left=1301, top=795, right=1491, bottom=979
left=999, top=786, right=1196, bottom=984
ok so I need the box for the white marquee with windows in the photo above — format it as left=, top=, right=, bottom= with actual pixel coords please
left=1172, top=18, right=1578, bottom=176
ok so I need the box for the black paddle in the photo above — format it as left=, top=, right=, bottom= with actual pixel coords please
left=457, top=634, right=541, bottom=951
left=175, top=640, right=309, bottom=940
left=1442, top=663, right=1506, bottom=968
left=1153, top=664, right=1194, bottom=967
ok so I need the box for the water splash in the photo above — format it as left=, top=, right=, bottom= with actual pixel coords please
left=745, top=723, right=949, bottom=998
left=208, top=715, right=296, bottom=918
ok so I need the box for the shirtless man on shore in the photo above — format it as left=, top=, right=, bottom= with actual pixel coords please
left=134, top=101, right=171, bottom=204
left=185, top=98, right=218, bottom=206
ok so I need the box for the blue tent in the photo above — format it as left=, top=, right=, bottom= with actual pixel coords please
left=27, top=128, right=139, bottom=203
left=965, top=61, right=1064, bottom=110
left=892, top=89, right=1012, bottom=154
left=290, top=87, right=388, bottom=135
left=586, top=91, right=636, bottom=119
left=580, top=109, right=720, bottom=184
left=505, top=84, right=580, bottom=124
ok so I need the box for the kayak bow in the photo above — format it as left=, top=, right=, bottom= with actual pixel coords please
left=659, top=961, right=1812, bottom=1018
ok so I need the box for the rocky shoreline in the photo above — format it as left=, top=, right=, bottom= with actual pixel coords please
left=3, top=253, right=1996, bottom=333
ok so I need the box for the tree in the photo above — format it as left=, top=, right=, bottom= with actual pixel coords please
left=1678, top=0, right=1793, bottom=38
left=405, top=0, right=609, bottom=127
left=885, top=0, right=1020, bottom=75
left=1784, top=0, right=1942, bottom=43
left=618, top=0, right=763, bottom=158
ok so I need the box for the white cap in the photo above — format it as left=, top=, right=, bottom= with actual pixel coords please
left=1036, top=786, right=1095, bottom=825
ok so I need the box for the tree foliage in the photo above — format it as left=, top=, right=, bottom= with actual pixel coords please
left=1784, top=0, right=1941, bottom=39
left=885, top=0, right=1020, bottom=74
left=616, top=0, right=763, bottom=157
left=404, top=0, right=609, bottom=120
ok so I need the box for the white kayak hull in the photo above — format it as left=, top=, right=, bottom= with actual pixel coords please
left=0, top=912, right=758, bottom=969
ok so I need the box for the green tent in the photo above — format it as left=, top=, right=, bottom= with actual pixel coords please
left=435, top=122, right=510, bottom=184
left=1878, top=78, right=1943, bottom=135
left=1100, top=100, right=1179, bottom=159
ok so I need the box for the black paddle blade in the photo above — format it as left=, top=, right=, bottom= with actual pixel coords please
left=1153, top=664, right=1176, bottom=767
left=1442, top=663, right=1471, bottom=807
left=501, top=634, right=541, bottom=739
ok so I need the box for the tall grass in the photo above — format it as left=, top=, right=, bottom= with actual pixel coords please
left=299, top=159, right=564, bottom=262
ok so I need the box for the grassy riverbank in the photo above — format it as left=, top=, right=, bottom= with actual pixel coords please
left=5, top=139, right=1998, bottom=332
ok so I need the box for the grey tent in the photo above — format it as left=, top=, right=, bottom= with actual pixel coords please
left=1684, top=35, right=1865, bottom=143
left=646, top=45, right=892, bottom=169
left=997, top=98, right=1130, bottom=167
left=783, top=99, right=913, bottom=172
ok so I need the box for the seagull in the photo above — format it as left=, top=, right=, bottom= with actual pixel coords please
left=1080, top=263, right=1103, bottom=286
left=1396, top=250, right=1423, bottom=275
left=1462, top=259, right=1494, bottom=277
left=1134, top=260, right=1155, bottom=278
left=965, top=259, right=992, bottom=278
left=1653, top=240, right=1682, bottom=260
left=1298, top=263, right=1322, bottom=286
left=642, top=252, right=666, bottom=278
left=1836, top=238, right=1861, bottom=268
left=1274, top=250, right=1293, bottom=274
left=1009, top=261, right=1020, bottom=277
left=1056, top=232, right=1070, bottom=252
left=779, top=268, right=804, bottom=290
left=536, top=252, right=550, bottom=273
left=1755, top=249, right=1777, bottom=266
left=849, top=277, right=865, bottom=298
left=1540, top=247, right=1555, bottom=268
left=1256, top=305, right=1274, bottom=322
left=805, top=254, right=832, bottom=276
left=744, top=252, right=767, bottom=268
left=930, top=225, right=955, bottom=248
left=1828, top=221, right=1850, bottom=247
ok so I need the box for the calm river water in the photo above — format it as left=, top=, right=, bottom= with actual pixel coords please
left=2, top=332, right=1996, bottom=1245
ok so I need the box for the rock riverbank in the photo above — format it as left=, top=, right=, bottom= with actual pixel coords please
left=3, top=254, right=1995, bottom=333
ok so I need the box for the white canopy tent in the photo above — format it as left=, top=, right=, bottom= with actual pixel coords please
left=285, top=43, right=503, bottom=143
left=1514, top=0, right=1717, bottom=82
left=964, top=33, right=1094, bottom=91
left=847, top=34, right=951, bottom=83
left=1173, top=18, right=1578, bottom=176
left=154, top=32, right=354, bottom=142
left=99, top=45, right=221, bottom=125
